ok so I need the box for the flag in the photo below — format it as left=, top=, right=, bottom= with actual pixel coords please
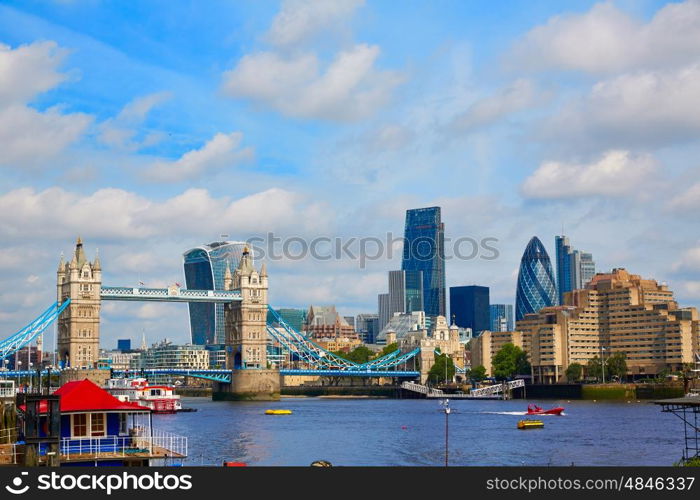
left=138, top=281, right=145, bottom=286
left=175, top=282, right=181, bottom=287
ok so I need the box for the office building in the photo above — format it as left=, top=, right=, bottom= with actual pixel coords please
left=401, top=207, right=446, bottom=317
left=515, top=236, right=557, bottom=321
left=376, top=311, right=426, bottom=343
left=183, top=241, right=250, bottom=345
left=305, top=305, right=358, bottom=340
left=449, top=286, right=490, bottom=334
left=135, top=340, right=210, bottom=370
left=555, top=235, right=596, bottom=304
left=490, top=304, right=514, bottom=332
left=117, top=339, right=131, bottom=352
left=517, top=268, right=700, bottom=383
left=274, top=308, right=307, bottom=332
left=356, top=314, right=379, bottom=344
left=378, top=293, right=390, bottom=330
left=470, top=330, right=530, bottom=376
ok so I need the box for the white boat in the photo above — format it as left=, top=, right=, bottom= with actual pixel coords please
left=105, top=378, right=182, bottom=413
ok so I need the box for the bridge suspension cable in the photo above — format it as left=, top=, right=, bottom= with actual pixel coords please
left=0, top=300, right=70, bottom=360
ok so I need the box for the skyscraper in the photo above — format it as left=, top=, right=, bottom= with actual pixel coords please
left=401, top=207, right=446, bottom=317
left=388, top=270, right=424, bottom=317
left=378, top=293, right=390, bottom=330
left=449, top=286, right=490, bottom=334
left=555, top=235, right=596, bottom=304
left=183, top=241, right=250, bottom=345
left=515, top=236, right=557, bottom=321
left=489, top=304, right=514, bottom=332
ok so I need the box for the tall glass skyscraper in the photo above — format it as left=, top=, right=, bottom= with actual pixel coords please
left=555, top=235, right=596, bottom=304
left=515, top=236, right=557, bottom=321
left=489, top=304, right=514, bottom=332
left=401, top=207, right=446, bottom=317
left=183, top=241, right=250, bottom=345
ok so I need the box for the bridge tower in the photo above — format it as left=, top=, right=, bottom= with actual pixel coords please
left=215, top=247, right=280, bottom=400
left=56, top=237, right=101, bottom=368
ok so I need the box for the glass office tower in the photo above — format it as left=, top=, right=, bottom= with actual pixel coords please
left=555, top=235, right=596, bottom=304
left=401, top=207, right=446, bottom=317
left=515, top=236, right=557, bottom=321
left=449, top=285, right=490, bottom=334
left=489, top=304, right=514, bottom=332
left=183, top=241, right=250, bottom=345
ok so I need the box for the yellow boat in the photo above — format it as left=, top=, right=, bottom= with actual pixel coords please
left=517, top=419, right=544, bottom=429
left=265, top=409, right=292, bottom=415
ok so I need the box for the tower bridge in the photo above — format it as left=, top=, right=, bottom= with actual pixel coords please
left=1, top=237, right=421, bottom=400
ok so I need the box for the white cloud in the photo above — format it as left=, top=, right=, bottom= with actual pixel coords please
left=223, top=44, right=402, bottom=121
left=0, top=41, right=69, bottom=105
left=98, top=91, right=171, bottom=151
left=448, top=79, right=541, bottom=132
left=266, top=0, right=364, bottom=47
left=0, top=186, right=331, bottom=241
left=672, top=246, right=700, bottom=273
left=144, top=132, right=254, bottom=182
left=509, top=0, right=700, bottom=73
left=541, top=63, right=700, bottom=149
left=667, top=182, right=700, bottom=212
left=521, top=150, right=657, bottom=199
left=0, top=104, right=91, bottom=167
left=0, top=41, right=91, bottom=168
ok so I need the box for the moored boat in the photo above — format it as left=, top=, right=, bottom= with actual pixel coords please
left=105, top=378, right=182, bottom=414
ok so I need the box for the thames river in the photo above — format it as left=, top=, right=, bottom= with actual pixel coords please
left=155, top=397, right=681, bottom=466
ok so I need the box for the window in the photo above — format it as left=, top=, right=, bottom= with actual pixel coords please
left=72, top=414, right=87, bottom=437
left=90, top=413, right=106, bottom=437
left=119, top=413, right=128, bottom=435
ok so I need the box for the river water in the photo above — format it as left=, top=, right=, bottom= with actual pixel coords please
left=154, top=397, right=681, bottom=466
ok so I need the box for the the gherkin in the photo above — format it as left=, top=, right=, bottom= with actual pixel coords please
left=515, top=236, right=557, bottom=321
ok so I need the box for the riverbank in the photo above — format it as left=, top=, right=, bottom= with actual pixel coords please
left=523, top=382, right=685, bottom=400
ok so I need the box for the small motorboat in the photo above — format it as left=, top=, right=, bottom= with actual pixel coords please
left=518, top=419, right=544, bottom=429
left=265, top=409, right=293, bottom=415
left=527, top=404, right=564, bottom=415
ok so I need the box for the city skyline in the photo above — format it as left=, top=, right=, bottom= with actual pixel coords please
left=2, top=1, right=700, bottom=348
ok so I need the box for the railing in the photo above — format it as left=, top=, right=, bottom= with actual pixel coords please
left=469, top=379, right=525, bottom=398
left=60, top=428, right=187, bottom=461
left=0, top=443, right=18, bottom=465
left=401, top=381, right=445, bottom=397
left=100, top=286, right=241, bottom=303
left=0, top=382, right=15, bottom=398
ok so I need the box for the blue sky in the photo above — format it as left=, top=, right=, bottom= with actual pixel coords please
left=1, top=0, right=699, bottom=348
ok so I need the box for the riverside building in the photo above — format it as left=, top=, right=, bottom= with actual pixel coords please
left=515, top=268, right=699, bottom=383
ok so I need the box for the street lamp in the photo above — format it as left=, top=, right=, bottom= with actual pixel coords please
left=440, top=398, right=451, bottom=467
left=601, top=346, right=606, bottom=384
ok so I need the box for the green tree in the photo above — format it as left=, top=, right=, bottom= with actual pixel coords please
left=565, top=362, right=583, bottom=382
left=605, top=352, right=627, bottom=381
left=428, top=354, right=455, bottom=384
left=491, top=343, right=530, bottom=380
left=344, top=345, right=374, bottom=364
left=377, top=342, right=398, bottom=358
left=469, top=365, right=487, bottom=381
left=587, top=356, right=602, bottom=381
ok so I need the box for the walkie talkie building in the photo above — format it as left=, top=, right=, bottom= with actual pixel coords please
left=183, top=241, right=250, bottom=345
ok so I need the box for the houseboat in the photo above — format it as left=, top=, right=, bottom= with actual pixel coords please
left=15, top=379, right=187, bottom=466
left=105, top=378, right=182, bottom=413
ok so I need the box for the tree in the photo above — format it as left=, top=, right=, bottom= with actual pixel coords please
left=343, top=345, right=374, bottom=364
left=492, top=343, right=530, bottom=380
left=565, top=363, right=583, bottom=382
left=586, top=356, right=602, bottom=381
left=469, top=365, right=487, bottom=381
left=378, top=342, right=398, bottom=359
left=428, top=353, right=455, bottom=384
left=605, top=352, right=627, bottom=381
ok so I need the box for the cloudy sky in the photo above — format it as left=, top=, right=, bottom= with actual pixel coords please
left=1, top=0, right=699, bottom=349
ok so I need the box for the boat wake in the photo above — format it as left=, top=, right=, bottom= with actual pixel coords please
left=482, top=411, right=566, bottom=416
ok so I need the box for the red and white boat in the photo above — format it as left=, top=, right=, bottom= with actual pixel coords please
left=105, top=378, right=182, bottom=414
left=526, top=404, right=564, bottom=416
